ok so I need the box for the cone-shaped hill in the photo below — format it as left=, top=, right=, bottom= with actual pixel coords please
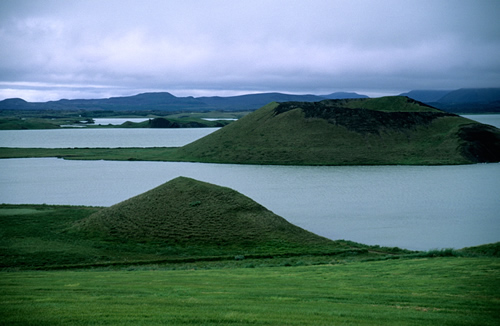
left=75, top=177, right=332, bottom=247
left=174, top=96, right=500, bottom=165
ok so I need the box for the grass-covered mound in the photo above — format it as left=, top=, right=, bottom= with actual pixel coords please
left=1, top=202, right=497, bottom=270
left=75, top=177, right=332, bottom=248
left=174, top=96, right=500, bottom=165
left=2, top=203, right=395, bottom=270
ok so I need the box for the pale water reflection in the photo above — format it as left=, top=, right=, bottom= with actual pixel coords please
left=92, top=118, right=149, bottom=125
left=0, top=127, right=219, bottom=148
left=1, top=158, right=499, bottom=251
left=461, top=114, right=500, bottom=128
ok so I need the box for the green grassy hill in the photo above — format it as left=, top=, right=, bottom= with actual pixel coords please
left=1, top=177, right=418, bottom=270
left=75, top=176, right=334, bottom=248
left=174, top=96, right=500, bottom=165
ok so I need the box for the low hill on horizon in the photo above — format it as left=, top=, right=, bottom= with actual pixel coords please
left=320, top=92, right=369, bottom=99
left=75, top=176, right=333, bottom=249
left=173, top=96, right=500, bottom=165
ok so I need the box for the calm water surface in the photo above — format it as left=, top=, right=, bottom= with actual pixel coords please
left=462, top=114, right=500, bottom=128
left=1, top=158, right=498, bottom=251
left=92, top=118, right=149, bottom=125
left=0, top=128, right=219, bottom=148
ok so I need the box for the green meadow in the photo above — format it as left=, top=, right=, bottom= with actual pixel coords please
left=1, top=258, right=499, bottom=325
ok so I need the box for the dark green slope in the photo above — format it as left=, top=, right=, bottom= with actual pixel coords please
left=75, top=177, right=332, bottom=247
left=175, top=96, right=500, bottom=165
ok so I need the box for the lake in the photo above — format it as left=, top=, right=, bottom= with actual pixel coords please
left=1, top=158, right=498, bottom=251
left=0, top=127, right=219, bottom=148
left=461, top=114, right=500, bottom=128
left=1, top=114, right=499, bottom=251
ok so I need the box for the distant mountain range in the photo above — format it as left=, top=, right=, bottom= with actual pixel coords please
left=399, top=88, right=500, bottom=113
left=0, top=91, right=367, bottom=112
left=0, top=88, right=498, bottom=113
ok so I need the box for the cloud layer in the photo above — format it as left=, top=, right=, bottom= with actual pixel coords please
left=1, top=0, right=499, bottom=101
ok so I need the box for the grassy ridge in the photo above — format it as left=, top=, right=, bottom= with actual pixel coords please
left=176, top=99, right=481, bottom=165
left=1, top=257, right=499, bottom=325
left=74, top=177, right=335, bottom=247
left=337, top=96, right=438, bottom=112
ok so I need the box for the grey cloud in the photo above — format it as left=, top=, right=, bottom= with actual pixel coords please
left=1, top=0, right=499, bottom=101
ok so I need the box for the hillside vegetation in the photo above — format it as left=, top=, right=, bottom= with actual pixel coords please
left=74, top=177, right=334, bottom=248
left=175, top=96, right=500, bottom=165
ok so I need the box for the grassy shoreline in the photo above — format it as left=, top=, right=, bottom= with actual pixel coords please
left=0, top=146, right=183, bottom=162
left=0, top=146, right=479, bottom=165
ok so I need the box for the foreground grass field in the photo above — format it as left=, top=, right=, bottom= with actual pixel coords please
left=1, top=257, right=499, bottom=325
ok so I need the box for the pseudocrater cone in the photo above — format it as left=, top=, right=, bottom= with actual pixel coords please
left=75, top=177, right=331, bottom=247
left=175, top=97, right=500, bottom=165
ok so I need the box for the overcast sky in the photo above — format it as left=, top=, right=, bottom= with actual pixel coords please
left=1, top=0, right=499, bottom=101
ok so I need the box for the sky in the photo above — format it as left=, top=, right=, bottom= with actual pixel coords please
left=1, top=0, right=499, bottom=102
